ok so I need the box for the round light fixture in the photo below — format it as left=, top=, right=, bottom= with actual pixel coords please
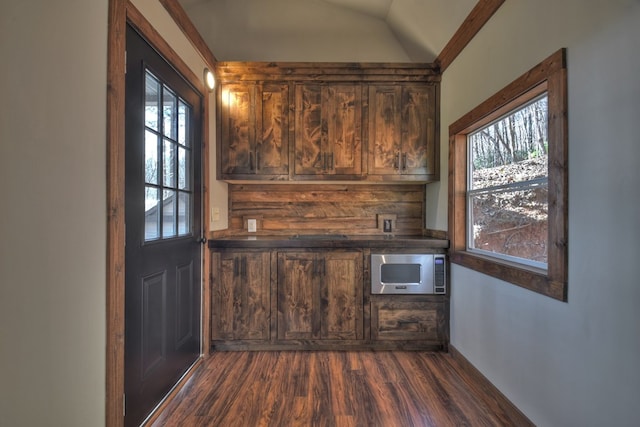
left=204, top=68, right=215, bottom=91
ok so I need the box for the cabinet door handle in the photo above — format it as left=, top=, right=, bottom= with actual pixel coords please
left=249, top=152, right=254, bottom=171
left=402, top=153, right=407, bottom=170
left=322, top=153, right=327, bottom=171
left=394, top=152, right=400, bottom=170
left=233, top=257, right=239, bottom=277
left=256, top=151, right=260, bottom=171
left=322, top=259, right=326, bottom=276
left=329, top=152, right=334, bottom=170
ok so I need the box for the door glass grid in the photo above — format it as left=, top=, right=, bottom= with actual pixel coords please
left=144, top=70, right=193, bottom=242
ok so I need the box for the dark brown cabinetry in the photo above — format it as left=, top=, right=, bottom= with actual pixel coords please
left=294, top=84, right=363, bottom=177
left=370, top=297, right=447, bottom=344
left=215, top=62, right=440, bottom=183
left=277, top=250, right=363, bottom=340
left=368, top=84, right=438, bottom=180
left=211, top=250, right=271, bottom=340
left=219, top=83, right=289, bottom=179
left=209, top=241, right=448, bottom=351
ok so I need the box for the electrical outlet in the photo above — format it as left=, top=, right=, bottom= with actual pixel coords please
left=383, top=219, right=392, bottom=233
left=211, top=207, right=220, bottom=222
left=247, top=218, right=257, bottom=232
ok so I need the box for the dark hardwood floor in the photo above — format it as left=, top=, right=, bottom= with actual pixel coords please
left=151, top=351, right=532, bottom=426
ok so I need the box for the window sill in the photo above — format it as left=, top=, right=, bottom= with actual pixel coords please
left=450, top=250, right=566, bottom=301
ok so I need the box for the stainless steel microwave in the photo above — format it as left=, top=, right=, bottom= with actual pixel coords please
left=371, top=254, right=446, bottom=295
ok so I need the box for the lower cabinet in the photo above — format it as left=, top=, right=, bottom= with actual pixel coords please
left=211, top=250, right=271, bottom=340
left=210, top=247, right=448, bottom=350
left=277, top=250, right=363, bottom=340
left=370, top=298, right=447, bottom=344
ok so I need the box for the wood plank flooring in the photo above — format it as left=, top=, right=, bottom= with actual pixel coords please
left=151, top=351, right=532, bottom=427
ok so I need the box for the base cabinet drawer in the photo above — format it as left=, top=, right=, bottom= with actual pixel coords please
left=371, top=299, right=446, bottom=342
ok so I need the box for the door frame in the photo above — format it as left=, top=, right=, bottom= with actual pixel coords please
left=107, top=1, right=215, bottom=425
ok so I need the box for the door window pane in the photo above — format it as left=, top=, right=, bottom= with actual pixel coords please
left=178, top=100, right=189, bottom=146
left=145, top=72, right=160, bottom=131
left=145, top=130, right=159, bottom=184
left=162, top=189, right=177, bottom=238
left=145, top=186, right=160, bottom=240
left=163, top=139, right=176, bottom=188
left=178, top=192, right=191, bottom=235
left=163, top=87, right=177, bottom=140
left=178, top=147, right=190, bottom=190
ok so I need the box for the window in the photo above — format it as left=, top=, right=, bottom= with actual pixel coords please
left=449, top=49, right=568, bottom=301
left=144, top=69, right=194, bottom=242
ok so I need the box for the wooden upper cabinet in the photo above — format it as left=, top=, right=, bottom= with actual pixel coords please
left=219, top=83, right=289, bottom=179
left=216, top=62, right=440, bottom=182
left=294, top=84, right=362, bottom=177
left=368, top=84, right=438, bottom=180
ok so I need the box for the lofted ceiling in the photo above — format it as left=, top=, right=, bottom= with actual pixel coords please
left=177, top=0, right=478, bottom=63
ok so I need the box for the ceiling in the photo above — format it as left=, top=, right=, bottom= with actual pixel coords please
left=177, top=0, right=478, bottom=63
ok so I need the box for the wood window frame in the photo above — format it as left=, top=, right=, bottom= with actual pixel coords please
left=448, top=48, right=568, bottom=301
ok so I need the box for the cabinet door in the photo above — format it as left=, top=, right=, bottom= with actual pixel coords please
left=324, top=85, right=362, bottom=175
left=294, top=84, right=363, bottom=176
left=212, top=251, right=270, bottom=340
left=277, top=252, right=317, bottom=339
left=255, top=84, right=289, bottom=175
left=400, top=85, right=435, bottom=175
left=368, top=84, right=437, bottom=177
left=368, top=85, right=402, bottom=175
left=220, top=84, right=255, bottom=175
left=294, top=85, right=324, bottom=175
left=321, top=251, right=363, bottom=339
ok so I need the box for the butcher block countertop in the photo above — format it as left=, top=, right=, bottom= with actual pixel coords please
left=208, top=234, right=449, bottom=250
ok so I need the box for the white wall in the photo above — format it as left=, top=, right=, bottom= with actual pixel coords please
left=186, top=0, right=411, bottom=62
left=438, top=1, right=640, bottom=425
left=0, top=1, right=108, bottom=425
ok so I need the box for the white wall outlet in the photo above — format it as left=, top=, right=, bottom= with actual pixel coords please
left=247, top=218, right=257, bottom=232
left=212, top=207, right=220, bottom=221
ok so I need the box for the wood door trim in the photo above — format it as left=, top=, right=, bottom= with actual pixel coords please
left=107, top=1, right=211, bottom=425
left=106, top=0, right=126, bottom=425
left=435, top=0, right=505, bottom=73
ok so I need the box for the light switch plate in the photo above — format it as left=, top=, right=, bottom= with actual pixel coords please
left=247, top=219, right=257, bottom=232
left=377, top=214, right=397, bottom=233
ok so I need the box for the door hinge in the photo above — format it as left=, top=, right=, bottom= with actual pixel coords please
left=123, top=393, right=126, bottom=416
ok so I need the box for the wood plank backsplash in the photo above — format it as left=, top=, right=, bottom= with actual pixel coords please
left=228, top=184, right=425, bottom=235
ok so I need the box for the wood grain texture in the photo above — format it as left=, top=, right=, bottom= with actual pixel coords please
left=219, top=83, right=289, bottom=178
left=106, top=0, right=126, bottom=425
left=215, top=62, right=440, bottom=83
left=277, top=250, right=363, bottom=341
left=435, top=0, right=506, bottom=73
left=211, top=251, right=271, bottom=340
left=228, top=184, right=425, bottom=236
left=294, top=84, right=363, bottom=176
left=151, top=350, right=534, bottom=427
left=368, top=84, right=438, bottom=179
